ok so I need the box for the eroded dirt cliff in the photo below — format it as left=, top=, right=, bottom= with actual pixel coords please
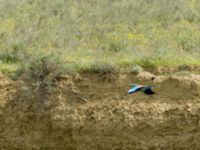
left=1, top=72, right=200, bottom=150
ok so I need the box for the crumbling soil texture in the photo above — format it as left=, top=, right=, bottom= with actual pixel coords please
left=1, top=72, right=200, bottom=150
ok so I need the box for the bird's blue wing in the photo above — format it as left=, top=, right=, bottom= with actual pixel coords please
left=128, top=86, right=142, bottom=94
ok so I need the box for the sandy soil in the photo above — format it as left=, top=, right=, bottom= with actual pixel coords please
left=1, top=72, right=200, bottom=149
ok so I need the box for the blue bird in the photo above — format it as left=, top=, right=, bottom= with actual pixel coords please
left=128, top=84, right=155, bottom=95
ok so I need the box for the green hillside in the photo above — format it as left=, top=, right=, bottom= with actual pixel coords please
left=1, top=0, right=200, bottom=74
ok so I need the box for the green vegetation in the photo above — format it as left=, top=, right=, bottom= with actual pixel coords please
left=14, top=51, right=69, bottom=98
left=1, top=0, right=200, bottom=74
left=131, top=65, right=143, bottom=74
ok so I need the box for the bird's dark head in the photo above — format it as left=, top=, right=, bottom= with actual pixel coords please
left=143, top=86, right=155, bottom=95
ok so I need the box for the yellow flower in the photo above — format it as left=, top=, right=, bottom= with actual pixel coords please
left=128, top=33, right=134, bottom=40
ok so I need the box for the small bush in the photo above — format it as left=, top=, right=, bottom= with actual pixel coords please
left=131, top=65, right=143, bottom=74
left=88, top=61, right=118, bottom=74
left=17, top=51, right=67, bottom=95
left=89, top=61, right=119, bottom=82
